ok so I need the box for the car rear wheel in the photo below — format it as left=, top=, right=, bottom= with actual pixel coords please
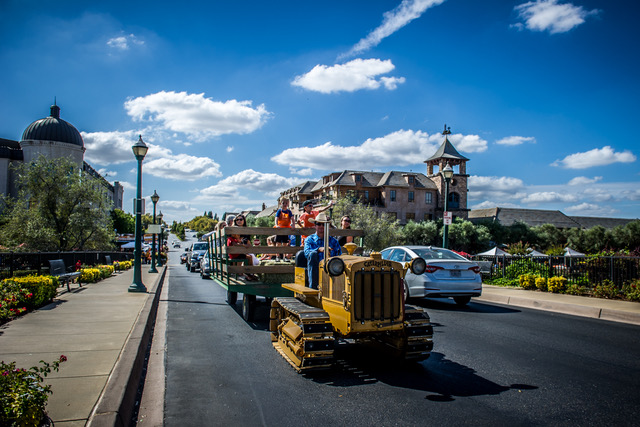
left=454, top=296, right=471, bottom=306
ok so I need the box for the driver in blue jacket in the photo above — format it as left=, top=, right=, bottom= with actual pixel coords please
left=303, top=213, right=342, bottom=289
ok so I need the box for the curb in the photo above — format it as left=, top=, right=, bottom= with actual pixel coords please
left=87, top=266, right=167, bottom=427
left=476, top=292, right=640, bottom=326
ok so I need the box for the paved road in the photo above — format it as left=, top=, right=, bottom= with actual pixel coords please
left=160, top=247, right=640, bottom=426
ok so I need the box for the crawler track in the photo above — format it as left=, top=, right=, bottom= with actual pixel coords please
left=270, top=297, right=335, bottom=372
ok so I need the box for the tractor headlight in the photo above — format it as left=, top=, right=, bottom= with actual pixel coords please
left=325, top=257, right=345, bottom=276
left=410, top=257, right=426, bottom=275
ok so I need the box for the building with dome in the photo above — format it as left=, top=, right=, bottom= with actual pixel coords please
left=0, top=103, right=123, bottom=209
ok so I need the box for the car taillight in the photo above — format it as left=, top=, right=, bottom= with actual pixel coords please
left=424, top=264, right=443, bottom=274
left=468, top=266, right=480, bottom=274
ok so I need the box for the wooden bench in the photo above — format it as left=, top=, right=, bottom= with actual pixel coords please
left=49, top=259, right=82, bottom=292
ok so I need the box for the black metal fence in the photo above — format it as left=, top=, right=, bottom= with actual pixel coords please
left=0, top=251, right=133, bottom=279
left=472, top=255, right=640, bottom=288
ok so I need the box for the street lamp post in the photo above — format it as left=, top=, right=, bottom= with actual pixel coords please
left=149, top=190, right=159, bottom=273
left=129, top=135, right=148, bottom=293
left=441, top=163, right=454, bottom=249
left=157, top=211, right=164, bottom=267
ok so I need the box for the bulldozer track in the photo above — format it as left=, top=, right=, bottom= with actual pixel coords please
left=270, top=297, right=335, bottom=372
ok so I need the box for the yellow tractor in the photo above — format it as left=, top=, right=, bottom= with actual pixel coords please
left=269, top=223, right=433, bottom=372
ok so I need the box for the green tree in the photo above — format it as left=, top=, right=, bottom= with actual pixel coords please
left=446, top=219, right=492, bottom=253
left=0, top=156, right=115, bottom=251
left=532, top=223, right=567, bottom=251
left=111, top=209, right=134, bottom=234
left=401, top=220, right=439, bottom=246
left=333, top=193, right=402, bottom=251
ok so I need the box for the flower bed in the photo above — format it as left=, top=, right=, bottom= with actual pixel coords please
left=0, top=262, right=132, bottom=323
left=0, top=356, right=67, bottom=426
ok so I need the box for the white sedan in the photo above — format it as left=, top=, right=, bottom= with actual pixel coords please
left=380, top=245, right=482, bottom=306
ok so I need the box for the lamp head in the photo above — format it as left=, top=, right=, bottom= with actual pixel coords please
left=151, top=190, right=159, bottom=204
left=157, top=211, right=163, bottom=223
left=442, top=163, right=454, bottom=180
left=132, top=135, right=148, bottom=161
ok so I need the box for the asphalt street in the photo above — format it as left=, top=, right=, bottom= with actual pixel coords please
left=160, top=246, right=640, bottom=426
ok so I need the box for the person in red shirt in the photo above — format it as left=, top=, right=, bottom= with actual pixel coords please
left=296, top=200, right=334, bottom=241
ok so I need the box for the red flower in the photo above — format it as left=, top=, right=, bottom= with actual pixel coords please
left=59, top=355, right=67, bottom=362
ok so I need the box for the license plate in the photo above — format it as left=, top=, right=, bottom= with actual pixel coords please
left=450, top=270, right=461, bottom=277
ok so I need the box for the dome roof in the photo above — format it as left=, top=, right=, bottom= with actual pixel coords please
left=21, top=104, right=84, bottom=147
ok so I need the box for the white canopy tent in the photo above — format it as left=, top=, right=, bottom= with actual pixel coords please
left=476, top=247, right=511, bottom=257
left=528, top=249, right=547, bottom=257
left=121, top=241, right=150, bottom=250
left=564, top=247, right=586, bottom=257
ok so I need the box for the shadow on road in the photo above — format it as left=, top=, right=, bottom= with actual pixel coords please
left=311, top=349, right=537, bottom=401
left=414, top=298, right=521, bottom=315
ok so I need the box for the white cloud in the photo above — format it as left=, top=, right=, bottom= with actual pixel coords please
left=521, top=191, right=579, bottom=204
left=565, top=202, right=618, bottom=216
left=340, top=0, right=446, bottom=59
left=97, top=168, right=117, bottom=178
left=292, top=59, right=405, bottom=94
left=124, top=91, right=271, bottom=139
left=107, top=34, right=144, bottom=50
left=119, top=181, right=135, bottom=191
left=452, top=134, right=488, bottom=153
left=197, top=169, right=299, bottom=202
left=472, top=200, right=522, bottom=210
left=158, top=200, right=192, bottom=211
left=470, top=176, right=525, bottom=192
left=495, top=136, right=536, bottom=146
left=513, top=0, right=600, bottom=34
left=552, top=146, right=636, bottom=169
left=82, top=130, right=173, bottom=165
left=272, top=129, right=486, bottom=171
left=289, top=167, right=314, bottom=177
left=468, top=175, right=526, bottom=201
left=568, top=176, right=602, bottom=186
left=144, top=153, right=222, bottom=181
left=226, top=146, right=234, bottom=153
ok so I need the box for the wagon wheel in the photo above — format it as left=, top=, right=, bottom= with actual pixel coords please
left=227, top=290, right=237, bottom=305
left=242, top=294, right=256, bottom=321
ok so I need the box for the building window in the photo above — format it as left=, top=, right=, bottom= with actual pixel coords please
left=406, top=212, right=415, bottom=221
left=424, top=213, right=433, bottom=221
left=390, top=190, right=396, bottom=202
left=408, top=191, right=414, bottom=203
left=448, top=192, right=460, bottom=209
left=364, top=190, right=369, bottom=200
left=408, top=176, right=414, bottom=185
left=425, top=192, right=432, bottom=204
left=355, top=175, right=361, bottom=182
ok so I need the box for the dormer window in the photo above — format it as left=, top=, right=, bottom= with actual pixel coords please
left=355, top=174, right=361, bottom=182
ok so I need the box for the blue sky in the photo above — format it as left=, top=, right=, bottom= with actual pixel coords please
left=1, top=0, right=638, bottom=223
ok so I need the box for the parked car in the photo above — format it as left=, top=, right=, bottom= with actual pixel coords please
left=380, top=245, right=482, bottom=306
left=188, top=241, right=209, bottom=272
left=200, top=251, right=211, bottom=279
left=173, top=242, right=181, bottom=248
left=180, top=252, right=188, bottom=264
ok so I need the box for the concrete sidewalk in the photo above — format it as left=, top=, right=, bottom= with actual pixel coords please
left=0, top=265, right=166, bottom=427
left=477, top=284, right=640, bottom=325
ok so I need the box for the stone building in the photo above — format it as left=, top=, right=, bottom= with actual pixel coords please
left=278, top=127, right=469, bottom=224
left=0, top=103, right=123, bottom=209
